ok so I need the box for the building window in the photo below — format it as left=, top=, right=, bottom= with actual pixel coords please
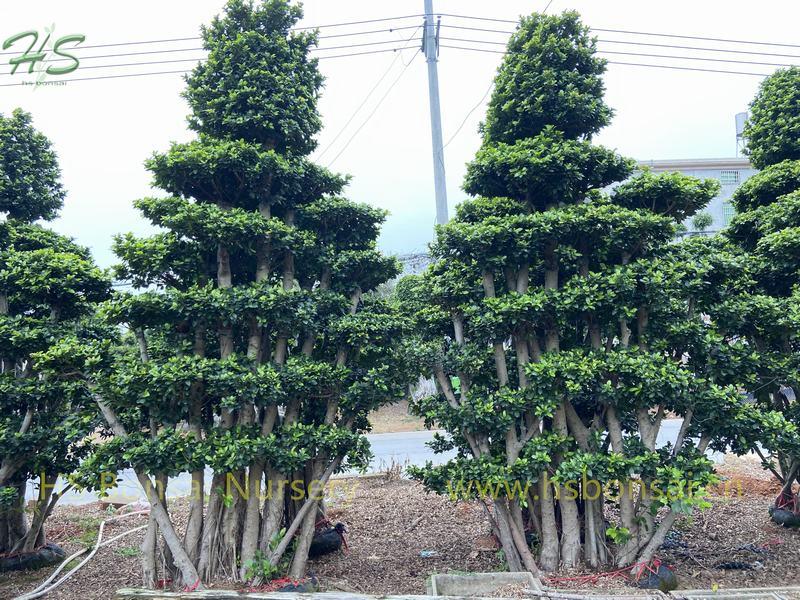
left=722, top=201, right=735, bottom=226
left=720, top=170, right=740, bottom=185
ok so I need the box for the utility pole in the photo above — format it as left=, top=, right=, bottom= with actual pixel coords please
left=423, top=0, right=448, bottom=225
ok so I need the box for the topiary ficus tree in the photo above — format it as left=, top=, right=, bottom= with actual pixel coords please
left=90, top=0, right=410, bottom=589
left=0, top=109, right=111, bottom=556
left=402, top=11, right=749, bottom=574
left=722, top=67, right=800, bottom=518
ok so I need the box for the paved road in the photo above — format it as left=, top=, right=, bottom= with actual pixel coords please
left=29, top=419, right=714, bottom=506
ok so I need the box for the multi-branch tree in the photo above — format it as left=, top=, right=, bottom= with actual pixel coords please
left=0, top=109, right=111, bottom=555
left=401, top=11, right=784, bottom=572
left=88, top=0, right=410, bottom=587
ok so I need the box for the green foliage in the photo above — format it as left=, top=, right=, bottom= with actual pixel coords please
left=183, top=0, right=323, bottom=154
left=691, top=212, right=713, bottom=232
left=744, top=67, right=800, bottom=169
left=464, top=128, right=633, bottom=207
left=0, top=117, right=111, bottom=553
left=605, top=526, right=631, bottom=545
left=612, top=169, right=719, bottom=222
left=92, top=2, right=412, bottom=581
left=400, top=7, right=761, bottom=571
left=482, top=11, right=611, bottom=143
left=720, top=67, right=800, bottom=486
left=0, top=109, right=65, bottom=222
left=731, top=160, right=800, bottom=212
left=244, top=548, right=284, bottom=581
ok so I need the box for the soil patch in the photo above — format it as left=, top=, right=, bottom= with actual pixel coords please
left=368, top=400, right=426, bottom=433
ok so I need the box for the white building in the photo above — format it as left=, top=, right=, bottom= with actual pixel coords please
left=637, top=157, right=757, bottom=236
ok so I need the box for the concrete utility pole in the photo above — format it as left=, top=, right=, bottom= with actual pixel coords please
left=423, top=0, right=448, bottom=225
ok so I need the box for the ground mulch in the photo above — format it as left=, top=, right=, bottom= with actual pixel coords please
left=368, top=400, right=427, bottom=434
left=544, top=453, right=800, bottom=593
left=1, top=455, right=799, bottom=599
left=308, top=475, right=503, bottom=594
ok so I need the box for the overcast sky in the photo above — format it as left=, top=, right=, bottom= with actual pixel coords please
left=2, top=1, right=796, bottom=268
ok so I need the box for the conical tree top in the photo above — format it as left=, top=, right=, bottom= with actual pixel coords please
left=481, top=11, right=612, bottom=145
left=0, top=109, right=65, bottom=223
left=184, top=0, right=324, bottom=155
left=744, top=67, right=800, bottom=170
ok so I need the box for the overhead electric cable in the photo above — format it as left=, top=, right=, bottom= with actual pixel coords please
left=0, top=15, right=425, bottom=56
left=316, top=25, right=422, bottom=161
left=12, top=36, right=416, bottom=67
left=442, top=79, right=494, bottom=149
left=437, top=37, right=800, bottom=68
left=325, top=50, right=421, bottom=168
left=292, top=14, right=423, bottom=31
left=596, top=38, right=800, bottom=60
left=440, top=24, right=800, bottom=59
left=436, top=13, right=800, bottom=49
left=0, top=47, right=418, bottom=87
left=438, top=44, right=770, bottom=76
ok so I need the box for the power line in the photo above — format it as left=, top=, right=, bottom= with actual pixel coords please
left=326, top=50, right=421, bottom=168
left=608, top=60, right=770, bottom=77
left=598, top=49, right=800, bottom=69
left=315, top=25, right=422, bottom=161
left=0, top=16, right=425, bottom=57
left=292, top=14, right=423, bottom=31
left=435, top=13, right=518, bottom=25
left=5, top=16, right=796, bottom=69
left=1, top=13, right=795, bottom=61
left=0, top=38, right=423, bottom=77
left=437, top=37, right=800, bottom=68
left=0, top=57, right=204, bottom=77
left=437, top=13, right=800, bottom=49
left=592, top=27, right=800, bottom=50
left=313, top=38, right=422, bottom=52
left=0, top=37, right=198, bottom=57
left=0, top=47, right=420, bottom=87
left=442, top=24, right=515, bottom=36
left=32, top=47, right=204, bottom=64
left=442, top=79, right=494, bottom=149
left=0, top=25, right=425, bottom=58
left=4, top=37, right=415, bottom=67
left=318, top=25, right=420, bottom=39
left=597, top=38, right=800, bottom=60
left=438, top=44, right=770, bottom=76
left=441, top=24, right=800, bottom=59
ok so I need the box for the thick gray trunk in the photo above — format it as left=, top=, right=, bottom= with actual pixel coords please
left=141, top=512, right=158, bottom=588
left=538, top=476, right=559, bottom=571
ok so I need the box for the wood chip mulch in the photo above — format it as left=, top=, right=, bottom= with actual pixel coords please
left=1, top=455, right=799, bottom=599
left=309, top=475, right=503, bottom=594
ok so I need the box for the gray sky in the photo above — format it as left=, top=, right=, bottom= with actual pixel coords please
left=2, top=1, right=795, bottom=268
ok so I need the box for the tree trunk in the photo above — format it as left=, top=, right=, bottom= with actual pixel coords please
left=493, top=500, right=523, bottom=572
left=538, top=476, right=559, bottom=571
left=198, top=473, right=224, bottom=581
left=258, top=468, right=285, bottom=554
left=95, top=397, right=201, bottom=587
left=288, top=462, right=324, bottom=579
left=238, top=462, right=265, bottom=579
left=141, top=512, right=158, bottom=588
left=269, top=456, right=343, bottom=566
left=135, top=471, right=201, bottom=588
left=18, top=473, right=55, bottom=553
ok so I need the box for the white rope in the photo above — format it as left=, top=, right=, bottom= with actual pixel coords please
left=12, top=509, right=150, bottom=600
